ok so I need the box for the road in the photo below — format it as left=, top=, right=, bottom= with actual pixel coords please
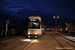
left=0, top=31, right=75, bottom=50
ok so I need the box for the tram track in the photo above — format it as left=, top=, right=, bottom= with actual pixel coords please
left=51, top=33, right=75, bottom=50
left=24, top=40, right=35, bottom=50
left=8, top=41, right=27, bottom=50
left=51, top=34, right=65, bottom=50
left=56, top=35, right=75, bottom=48
left=8, top=39, right=35, bottom=50
left=1, top=32, right=75, bottom=50
left=0, top=37, right=35, bottom=50
left=9, top=39, right=35, bottom=50
left=56, top=34, right=75, bottom=48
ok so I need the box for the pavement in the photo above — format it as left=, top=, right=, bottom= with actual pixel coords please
left=0, top=35, right=21, bottom=41
left=0, top=31, right=75, bottom=50
left=0, top=35, right=22, bottom=46
left=57, top=32, right=75, bottom=42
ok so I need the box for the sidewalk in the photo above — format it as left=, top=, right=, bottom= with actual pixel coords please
left=0, top=35, right=20, bottom=41
left=0, top=35, right=21, bottom=46
left=57, top=32, right=75, bottom=42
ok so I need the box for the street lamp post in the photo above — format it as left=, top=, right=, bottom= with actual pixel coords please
left=6, top=20, right=9, bottom=38
left=53, top=16, right=59, bottom=30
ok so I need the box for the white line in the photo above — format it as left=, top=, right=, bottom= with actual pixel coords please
left=24, top=40, right=35, bottom=50
left=1, top=36, right=23, bottom=43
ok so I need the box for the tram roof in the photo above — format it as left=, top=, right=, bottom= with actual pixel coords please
left=29, top=15, right=41, bottom=22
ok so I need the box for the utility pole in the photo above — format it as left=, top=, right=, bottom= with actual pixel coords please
left=0, top=17, right=1, bottom=31
left=68, top=24, right=70, bottom=35
left=6, top=20, right=9, bottom=38
left=45, top=19, right=47, bottom=31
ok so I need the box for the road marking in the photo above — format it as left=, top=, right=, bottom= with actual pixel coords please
left=24, top=40, right=35, bottom=50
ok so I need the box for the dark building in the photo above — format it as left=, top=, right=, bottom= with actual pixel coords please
left=0, top=25, right=16, bottom=37
left=61, top=21, right=75, bottom=31
left=17, top=19, right=28, bottom=36
left=61, top=23, right=66, bottom=30
left=70, top=20, right=75, bottom=30
left=17, top=24, right=23, bottom=35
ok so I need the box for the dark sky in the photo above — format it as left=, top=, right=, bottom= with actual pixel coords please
left=0, top=0, right=75, bottom=27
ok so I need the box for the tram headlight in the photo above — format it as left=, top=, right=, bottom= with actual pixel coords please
left=35, top=33, right=37, bottom=34
left=28, top=32, right=30, bottom=34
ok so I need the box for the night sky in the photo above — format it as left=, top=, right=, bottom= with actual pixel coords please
left=0, top=0, right=75, bottom=27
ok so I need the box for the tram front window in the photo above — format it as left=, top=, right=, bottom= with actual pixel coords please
left=28, top=22, right=40, bottom=28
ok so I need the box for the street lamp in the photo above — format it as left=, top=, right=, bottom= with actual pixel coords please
left=53, top=16, right=59, bottom=30
left=6, top=20, right=9, bottom=38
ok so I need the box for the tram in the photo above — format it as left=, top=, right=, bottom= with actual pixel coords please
left=27, top=15, right=44, bottom=38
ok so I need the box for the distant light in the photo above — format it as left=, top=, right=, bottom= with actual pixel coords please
left=51, top=27, right=52, bottom=28
left=58, top=25, right=60, bottom=26
left=65, top=28, right=68, bottom=30
left=60, top=29, right=62, bottom=31
left=47, top=28, right=49, bottom=30
left=57, top=16, right=59, bottom=18
left=53, top=16, right=55, bottom=18
left=51, top=29, right=54, bottom=30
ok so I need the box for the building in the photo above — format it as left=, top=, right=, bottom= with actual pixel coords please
left=70, top=20, right=75, bottom=30
left=17, top=19, right=28, bottom=36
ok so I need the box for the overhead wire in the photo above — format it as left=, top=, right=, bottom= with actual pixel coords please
left=30, top=0, right=40, bottom=15
left=52, top=0, right=58, bottom=11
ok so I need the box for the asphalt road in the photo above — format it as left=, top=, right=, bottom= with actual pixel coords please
left=0, top=31, right=75, bottom=50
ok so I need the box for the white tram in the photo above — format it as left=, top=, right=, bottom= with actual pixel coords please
left=27, top=15, right=44, bottom=38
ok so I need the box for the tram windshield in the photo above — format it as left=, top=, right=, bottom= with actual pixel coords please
left=28, top=22, right=40, bottom=29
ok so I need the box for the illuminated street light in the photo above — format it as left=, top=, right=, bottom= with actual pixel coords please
left=53, top=16, right=59, bottom=19
left=57, top=16, right=59, bottom=18
left=53, top=16, right=55, bottom=18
